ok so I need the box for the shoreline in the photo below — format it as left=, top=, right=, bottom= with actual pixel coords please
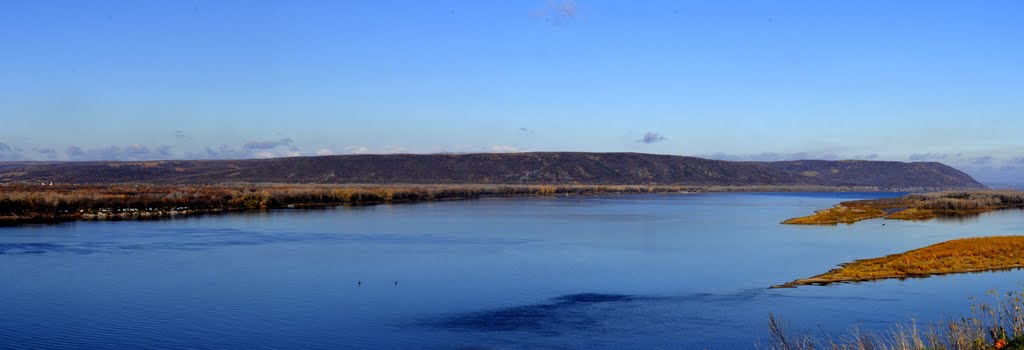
left=781, top=190, right=1024, bottom=225
left=0, top=183, right=912, bottom=225
left=771, top=236, right=1024, bottom=288
left=771, top=265, right=1024, bottom=288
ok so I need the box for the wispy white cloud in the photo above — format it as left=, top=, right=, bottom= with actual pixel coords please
left=489, top=145, right=521, bottom=153
left=65, top=146, right=85, bottom=158
left=531, top=0, right=579, bottom=26
left=343, top=146, right=371, bottom=154
left=704, top=152, right=842, bottom=161
left=253, top=150, right=301, bottom=158
left=903, top=153, right=1024, bottom=185
left=703, top=151, right=1023, bottom=185
left=32, top=147, right=57, bottom=160
left=0, top=142, right=29, bottom=161
left=243, top=138, right=293, bottom=151
left=638, top=132, right=666, bottom=144
left=381, top=145, right=410, bottom=154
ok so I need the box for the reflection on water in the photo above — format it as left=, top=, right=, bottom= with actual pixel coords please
left=1, top=193, right=1022, bottom=349
left=913, top=208, right=1024, bottom=224
left=0, top=230, right=531, bottom=256
left=933, top=214, right=984, bottom=224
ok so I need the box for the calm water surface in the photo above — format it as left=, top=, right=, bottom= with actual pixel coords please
left=2, top=192, right=1024, bottom=349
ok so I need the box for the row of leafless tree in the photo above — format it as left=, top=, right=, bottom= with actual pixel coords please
left=906, top=190, right=1024, bottom=211
left=0, top=184, right=695, bottom=215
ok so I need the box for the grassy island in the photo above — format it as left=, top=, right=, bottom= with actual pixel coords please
left=773, top=236, right=1024, bottom=288
left=780, top=203, right=888, bottom=224
left=783, top=190, right=1024, bottom=225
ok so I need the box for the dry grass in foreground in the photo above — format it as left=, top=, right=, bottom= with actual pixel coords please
left=783, top=191, right=1024, bottom=225
left=768, top=288, right=1024, bottom=350
left=773, top=236, right=1024, bottom=288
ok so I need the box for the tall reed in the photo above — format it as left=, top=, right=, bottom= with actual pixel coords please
left=767, top=288, right=1024, bottom=350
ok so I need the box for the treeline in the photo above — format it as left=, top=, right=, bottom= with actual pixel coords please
left=0, top=184, right=699, bottom=221
left=907, top=190, right=1024, bottom=212
left=783, top=190, right=1024, bottom=225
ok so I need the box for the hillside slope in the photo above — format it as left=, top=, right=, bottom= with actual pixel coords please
left=763, top=160, right=984, bottom=189
left=0, top=152, right=986, bottom=189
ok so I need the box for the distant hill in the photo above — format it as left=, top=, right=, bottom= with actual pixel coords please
left=0, top=152, right=986, bottom=190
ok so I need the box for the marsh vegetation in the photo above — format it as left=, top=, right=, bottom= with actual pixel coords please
left=769, top=288, right=1024, bottom=350
left=774, top=236, right=1024, bottom=288
left=0, top=183, right=702, bottom=223
left=0, top=183, right=907, bottom=224
left=783, top=191, right=1024, bottom=225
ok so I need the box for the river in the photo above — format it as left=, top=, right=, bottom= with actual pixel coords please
left=2, top=192, right=1023, bottom=349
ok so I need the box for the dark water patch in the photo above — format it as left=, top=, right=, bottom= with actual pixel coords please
left=326, top=233, right=531, bottom=245
left=430, top=289, right=909, bottom=336
left=554, top=293, right=635, bottom=303
left=0, top=237, right=286, bottom=256
left=0, top=230, right=531, bottom=256
left=145, top=226, right=252, bottom=236
left=0, top=242, right=64, bottom=255
left=433, top=293, right=643, bottom=333
left=680, top=289, right=764, bottom=304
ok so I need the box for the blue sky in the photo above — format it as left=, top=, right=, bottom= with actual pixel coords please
left=0, top=1, right=1021, bottom=184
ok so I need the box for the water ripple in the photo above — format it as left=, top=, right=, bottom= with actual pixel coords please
left=432, top=293, right=648, bottom=333
left=0, top=232, right=531, bottom=256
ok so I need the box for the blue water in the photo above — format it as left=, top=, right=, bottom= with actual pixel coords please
left=2, top=192, right=1023, bottom=349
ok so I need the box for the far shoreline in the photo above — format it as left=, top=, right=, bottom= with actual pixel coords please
left=782, top=190, right=1024, bottom=225
left=0, top=183, right=919, bottom=225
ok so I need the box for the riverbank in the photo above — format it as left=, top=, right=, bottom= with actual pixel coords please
left=769, top=287, right=1024, bottom=349
left=0, top=183, right=892, bottom=224
left=0, top=183, right=659, bottom=224
left=772, top=235, right=1024, bottom=288
left=782, top=190, right=1024, bottom=225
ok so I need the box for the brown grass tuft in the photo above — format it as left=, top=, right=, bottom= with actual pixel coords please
left=775, top=236, right=1024, bottom=288
left=782, top=204, right=888, bottom=225
left=782, top=190, right=1024, bottom=225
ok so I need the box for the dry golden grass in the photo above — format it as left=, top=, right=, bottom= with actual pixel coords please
left=769, top=287, right=1024, bottom=350
left=776, top=236, right=1024, bottom=287
left=0, top=183, right=696, bottom=223
left=781, top=204, right=887, bottom=225
left=886, top=207, right=938, bottom=220
left=0, top=183, right=915, bottom=224
left=783, top=190, right=1024, bottom=225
